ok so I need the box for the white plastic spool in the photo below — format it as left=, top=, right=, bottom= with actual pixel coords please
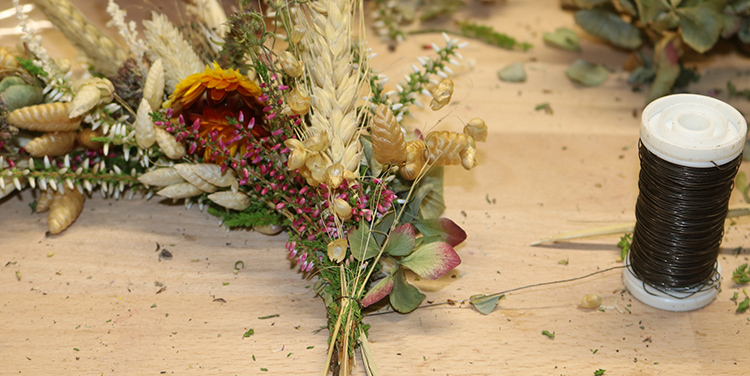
left=624, top=94, right=747, bottom=311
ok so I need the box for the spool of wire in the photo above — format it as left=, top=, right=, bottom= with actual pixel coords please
left=624, top=94, right=747, bottom=311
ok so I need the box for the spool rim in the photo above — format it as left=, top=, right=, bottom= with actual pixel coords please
left=641, top=94, right=747, bottom=167
left=623, top=254, right=721, bottom=312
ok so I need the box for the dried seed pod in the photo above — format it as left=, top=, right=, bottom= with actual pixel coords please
left=327, top=238, right=348, bottom=263
left=284, top=138, right=305, bottom=151
left=287, top=86, right=311, bottom=116
left=460, top=146, right=478, bottom=170
left=463, top=118, right=487, bottom=142
left=371, top=104, right=406, bottom=164
left=304, top=151, right=329, bottom=185
left=279, top=51, right=303, bottom=78
left=191, top=164, right=236, bottom=187
left=143, top=58, right=165, bottom=110
left=0, top=177, right=17, bottom=200
left=430, top=78, right=454, bottom=111
left=401, top=140, right=427, bottom=180
left=0, top=46, right=21, bottom=72
left=333, top=198, right=352, bottom=220
left=208, top=191, right=251, bottom=211
left=578, top=294, right=602, bottom=309
left=8, top=102, right=81, bottom=132
left=425, top=131, right=470, bottom=166
left=48, top=189, right=85, bottom=235
left=77, top=127, right=104, bottom=150
left=173, top=164, right=218, bottom=193
left=303, top=129, right=330, bottom=152
left=135, top=99, right=157, bottom=149
left=290, top=24, right=306, bottom=44
left=154, top=127, right=186, bottom=159
left=69, top=78, right=115, bottom=118
left=156, top=182, right=203, bottom=199
left=0, top=84, right=43, bottom=112
left=326, top=163, right=344, bottom=189
left=287, top=147, right=307, bottom=170
left=35, top=189, right=56, bottom=213
left=138, top=167, right=185, bottom=186
left=25, top=132, right=77, bottom=157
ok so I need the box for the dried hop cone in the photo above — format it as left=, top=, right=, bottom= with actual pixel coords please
left=463, top=118, right=487, bottom=142
left=327, top=238, right=348, bottom=263
left=48, top=188, right=85, bottom=235
left=430, top=78, right=454, bottom=111
left=425, top=131, right=470, bottom=166
left=25, top=132, right=77, bottom=157
left=401, top=140, right=427, bottom=180
left=371, top=104, right=406, bottom=165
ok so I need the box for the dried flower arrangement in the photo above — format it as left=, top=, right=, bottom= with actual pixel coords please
left=0, top=0, right=487, bottom=374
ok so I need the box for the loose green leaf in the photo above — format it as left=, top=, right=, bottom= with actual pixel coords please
left=535, top=102, right=553, bottom=114
left=574, top=9, right=642, bottom=49
left=542, top=330, right=555, bottom=339
left=677, top=6, right=723, bottom=53
left=617, top=233, right=632, bottom=262
left=651, top=10, right=680, bottom=32
left=498, top=62, right=527, bottom=83
left=349, top=220, right=381, bottom=261
left=400, top=242, right=461, bottom=280
left=733, top=264, right=750, bottom=284
left=635, top=0, right=671, bottom=25
left=458, top=20, right=533, bottom=50
left=543, top=27, right=581, bottom=51
left=470, top=294, right=504, bottom=315
left=385, top=223, right=416, bottom=256
left=419, top=166, right=446, bottom=220
left=243, top=329, right=255, bottom=337
left=413, top=218, right=467, bottom=247
left=614, top=0, right=637, bottom=16
left=373, top=211, right=396, bottom=245
left=737, top=297, right=750, bottom=313
left=647, top=37, right=680, bottom=102
left=389, top=269, right=426, bottom=313
left=565, top=59, right=609, bottom=87
left=594, top=369, right=606, bottom=376
left=361, top=274, right=394, bottom=307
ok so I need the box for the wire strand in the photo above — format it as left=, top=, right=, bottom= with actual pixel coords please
left=629, top=141, right=741, bottom=291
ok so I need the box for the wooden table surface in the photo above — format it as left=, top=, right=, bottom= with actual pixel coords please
left=2, top=1, right=750, bottom=375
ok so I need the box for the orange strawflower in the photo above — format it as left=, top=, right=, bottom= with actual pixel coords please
left=167, top=62, right=269, bottom=163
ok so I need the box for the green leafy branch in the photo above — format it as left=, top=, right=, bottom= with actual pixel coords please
left=457, top=21, right=532, bottom=51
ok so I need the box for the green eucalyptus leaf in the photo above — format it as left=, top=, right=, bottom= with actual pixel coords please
left=373, top=211, right=396, bottom=245
left=416, top=235, right=446, bottom=247
left=628, top=65, right=656, bottom=84
left=413, top=217, right=467, bottom=247
left=635, top=0, right=671, bottom=24
left=498, top=62, right=527, bottom=83
left=614, top=0, right=638, bottom=15
left=575, top=9, right=643, bottom=49
left=651, top=10, right=680, bottom=32
left=0, top=76, right=26, bottom=93
left=677, top=6, right=723, bottom=53
left=647, top=37, right=681, bottom=102
left=349, top=220, right=381, bottom=261
left=0, top=84, right=43, bottom=112
left=739, top=18, right=750, bottom=43
left=470, top=294, right=505, bottom=315
left=360, top=136, right=383, bottom=177
left=385, top=223, right=416, bottom=256
left=361, top=274, right=394, bottom=307
left=401, top=241, right=461, bottom=280
left=543, top=27, right=581, bottom=52
left=402, top=178, right=435, bottom=224
left=565, top=59, right=609, bottom=87
left=722, top=14, right=741, bottom=38
left=419, top=166, right=445, bottom=219
left=389, top=269, right=425, bottom=313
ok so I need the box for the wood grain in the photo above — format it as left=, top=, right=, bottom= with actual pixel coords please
left=1, top=1, right=750, bottom=375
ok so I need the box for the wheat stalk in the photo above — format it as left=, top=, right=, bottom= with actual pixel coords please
left=32, top=0, right=128, bottom=76
left=297, top=0, right=369, bottom=178
left=142, top=12, right=204, bottom=93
